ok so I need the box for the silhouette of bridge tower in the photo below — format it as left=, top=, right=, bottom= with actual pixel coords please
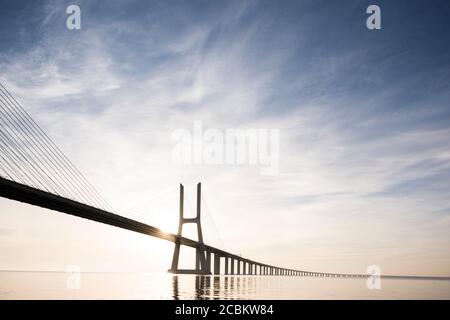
left=169, top=183, right=210, bottom=275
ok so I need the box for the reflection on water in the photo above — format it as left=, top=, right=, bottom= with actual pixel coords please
left=172, top=275, right=260, bottom=300
left=1, top=272, right=449, bottom=299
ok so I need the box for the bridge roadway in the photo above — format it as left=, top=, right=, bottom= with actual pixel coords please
left=0, top=176, right=369, bottom=278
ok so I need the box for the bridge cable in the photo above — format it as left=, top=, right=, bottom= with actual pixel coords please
left=0, top=98, right=83, bottom=200
left=0, top=92, right=104, bottom=207
left=0, top=129, right=49, bottom=190
left=0, top=82, right=113, bottom=211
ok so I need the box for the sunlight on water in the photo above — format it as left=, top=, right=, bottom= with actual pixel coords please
left=0, top=272, right=449, bottom=299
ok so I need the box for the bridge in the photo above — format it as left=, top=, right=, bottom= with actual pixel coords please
left=0, top=81, right=369, bottom=278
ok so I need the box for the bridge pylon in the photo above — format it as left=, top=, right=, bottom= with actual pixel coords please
left=168, top=183, right=211, bottom=275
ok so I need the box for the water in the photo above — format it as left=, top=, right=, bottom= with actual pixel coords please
left=1, top=272, right=449, bottom=299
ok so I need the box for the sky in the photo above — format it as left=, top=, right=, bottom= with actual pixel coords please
left=0, top=0, right=449, bottom=276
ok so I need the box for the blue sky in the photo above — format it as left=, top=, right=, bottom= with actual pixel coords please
left=0, top=0, right=449, bottom=276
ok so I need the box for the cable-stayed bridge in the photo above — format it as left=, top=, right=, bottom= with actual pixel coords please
left=0, top=81, right=370, bottom=278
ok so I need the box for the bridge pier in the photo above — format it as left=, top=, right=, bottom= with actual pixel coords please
left=225, top=257, right=229, bottom=275
left=214, top=253, right=220, bottom=275
left=205, top=251, right=211, bottom=274
left=230, top=258, right=235, bottom=275
left=237, top=260, right=241, bottom=275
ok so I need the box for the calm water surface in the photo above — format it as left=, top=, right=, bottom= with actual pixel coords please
left=0, top=272, right=449, bottom=299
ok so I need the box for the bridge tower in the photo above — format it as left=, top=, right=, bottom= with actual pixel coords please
left=168, top=183, right=211, bottom=275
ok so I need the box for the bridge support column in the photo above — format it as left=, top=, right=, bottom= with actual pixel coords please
left=225, top=257, right=229, bottom=275
left=237, top=260, right=241, bottom=275
left=214, top=253, right=220, bottom=275
left=243, top=262, right=247, bottom=275
left=230, top=258, right=235, bottom=275
left=206, top=251, right=211, bottom=274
